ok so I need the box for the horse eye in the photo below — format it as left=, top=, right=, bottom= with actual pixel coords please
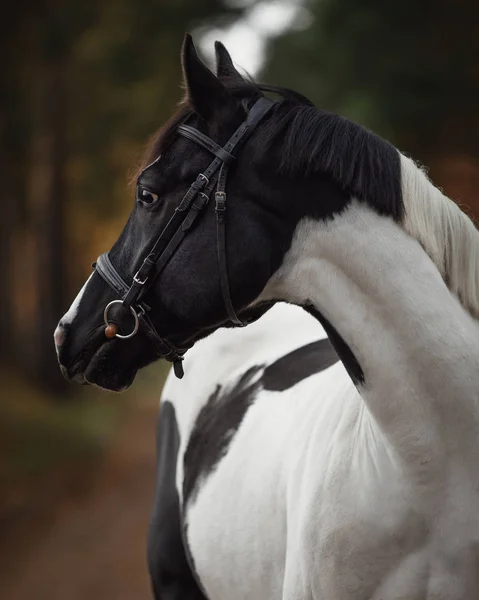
left=138, top=188, right=159, bottom=206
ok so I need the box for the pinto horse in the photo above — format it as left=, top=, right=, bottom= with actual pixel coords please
left=55, top=35, right=479, bottom=599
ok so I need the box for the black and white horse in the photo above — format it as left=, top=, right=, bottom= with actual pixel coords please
left=55, top=36, right=479, bottom=599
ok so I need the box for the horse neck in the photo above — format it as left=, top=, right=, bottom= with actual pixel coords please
left=261, top=198, right=479, bottom=476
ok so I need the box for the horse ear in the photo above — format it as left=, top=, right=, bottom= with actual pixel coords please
left=181, top=33, right=231, bottom=121
left=214, top=41, right=244, bottom=82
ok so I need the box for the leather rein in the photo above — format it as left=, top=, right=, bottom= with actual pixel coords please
left=93, top=97, right=276, bottom=379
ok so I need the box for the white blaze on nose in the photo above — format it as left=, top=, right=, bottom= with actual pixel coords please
left=60, top=273, right=94, bottom=326
left=54, top=274, right=94, bottom=354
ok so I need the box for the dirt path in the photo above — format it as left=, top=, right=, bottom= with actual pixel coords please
left=0, top=399, right=160, bottom=600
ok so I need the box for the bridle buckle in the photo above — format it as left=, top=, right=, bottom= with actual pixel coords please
left=198, top=173, right=209, bottom=186
left=215, top=191, right=226, bottom=211
left=133, top=271, right=148, bottom=285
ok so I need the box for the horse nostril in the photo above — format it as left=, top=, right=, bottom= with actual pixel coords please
left=54, top=324, right=66, bottom=348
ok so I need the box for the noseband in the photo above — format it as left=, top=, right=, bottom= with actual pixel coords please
left=94, top=97, right=276, bottom=379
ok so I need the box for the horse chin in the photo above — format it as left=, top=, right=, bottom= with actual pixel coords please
left=84, top=344, right=138, bottom=392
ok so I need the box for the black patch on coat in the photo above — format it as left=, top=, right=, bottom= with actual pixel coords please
left=182, top=366, right=263, bottom=507
left=262, top=338, right=339, bottom=391
left=147, top=400, right=207, bottom=600
left=304, top=305, right=365, bottom=386
left=183, top=339, right=342, bottom=508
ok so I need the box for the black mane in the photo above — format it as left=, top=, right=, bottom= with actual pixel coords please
left=142, top=80, right=404, bottom=222
left=258, top=85, right=404, bottom=222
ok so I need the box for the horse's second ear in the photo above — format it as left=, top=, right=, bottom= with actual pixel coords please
left=181, top=33, right=231, bottom=121
left=215, top=41, right=244, bottom=82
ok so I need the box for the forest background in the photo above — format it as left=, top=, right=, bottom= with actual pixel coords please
left=1, top=0, right=478, bottom=580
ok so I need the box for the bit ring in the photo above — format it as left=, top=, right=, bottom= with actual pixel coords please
left=103, top=300, right=139, bottom=340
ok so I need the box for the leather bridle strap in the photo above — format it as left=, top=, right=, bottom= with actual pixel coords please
left=95, top=253, right=186, bottom=364
left=126, top=96, right=275, bottom=319
left=181, top=97, right=276, bottom=326
left=176, top=126, right=235, bottom=164
left=95, top=251, right=130, bottom=298
left=94, top=96, right=275, bottom=378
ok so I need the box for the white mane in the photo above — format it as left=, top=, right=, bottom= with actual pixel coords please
left=400, top=154, right=479, bottom=319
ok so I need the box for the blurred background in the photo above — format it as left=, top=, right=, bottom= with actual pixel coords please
left=1, top=0, right=478, bottom=597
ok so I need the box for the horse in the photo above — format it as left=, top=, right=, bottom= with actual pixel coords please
left=54, top=34, right=479, bottom=599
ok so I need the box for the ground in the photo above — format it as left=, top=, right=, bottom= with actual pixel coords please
left=0, top=396, right=160, bottom=600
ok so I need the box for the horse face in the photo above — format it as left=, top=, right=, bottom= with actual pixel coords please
left=54, top=37, right=299, bottom=391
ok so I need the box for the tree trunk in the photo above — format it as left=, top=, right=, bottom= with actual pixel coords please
left=27, top=57, right=70, bottom=395
left=0, top=56, right=25, bottom=369
left=0, top=118, right=15, bottom=364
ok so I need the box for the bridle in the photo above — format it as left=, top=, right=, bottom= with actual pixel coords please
left=93, top=96, right=276, bottom=379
